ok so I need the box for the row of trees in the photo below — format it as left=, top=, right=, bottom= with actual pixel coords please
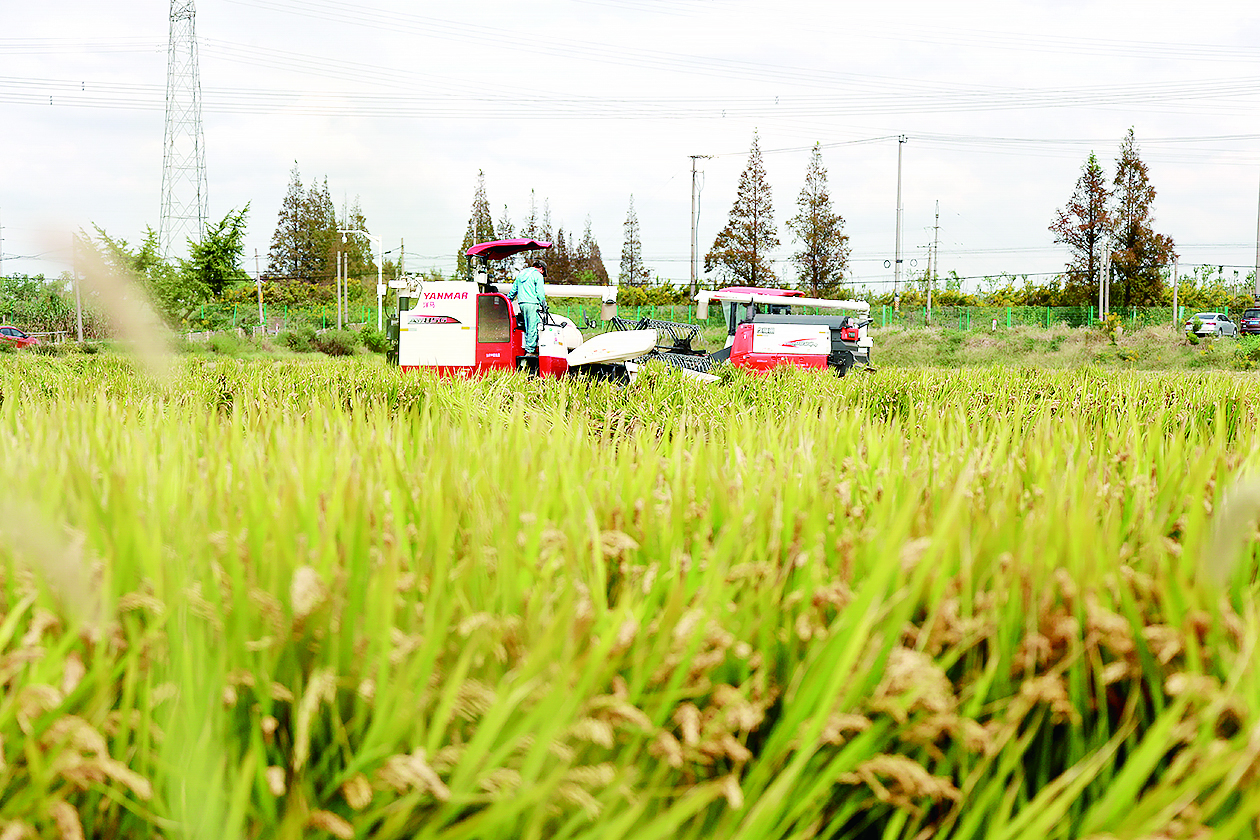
left=267, top=163, right=382, bottom=286
left=457, top=172, right=611, bottom=284
left=1050, top=129, right=1177, bottom=308
left=66, top=162, right=388, bottom=327
left=857, top=265, right=1257, bottom=312
left=705, top=134, right=850, bottom=297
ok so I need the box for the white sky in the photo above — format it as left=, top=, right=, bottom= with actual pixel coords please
left=2, top=0, right=1259, bottom=293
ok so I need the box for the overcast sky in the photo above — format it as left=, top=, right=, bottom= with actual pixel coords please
left=2, top=0, right=1259, bottom=293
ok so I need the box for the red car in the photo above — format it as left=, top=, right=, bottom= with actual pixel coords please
left=0, top=326, right=40, bottom=349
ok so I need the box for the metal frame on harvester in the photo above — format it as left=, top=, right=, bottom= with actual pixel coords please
left=694, top=287, right=875, bottom=375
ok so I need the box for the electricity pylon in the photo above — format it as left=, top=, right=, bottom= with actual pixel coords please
left=159, top=0, right=207, bottom=260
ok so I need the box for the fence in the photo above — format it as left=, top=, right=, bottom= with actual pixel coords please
left=873, top=305, right=1201, bottom=331
left=550, top=303, right=1207, bottom=333
left=186, top=303, right=377, bottom=333
left=3, top=299, right=1224, bottom=340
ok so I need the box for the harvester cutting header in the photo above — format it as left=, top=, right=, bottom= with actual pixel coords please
left=387, top=238, right=873, bottom=381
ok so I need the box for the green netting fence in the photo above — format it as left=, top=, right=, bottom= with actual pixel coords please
left=547, top=303, right=1210, bottom=333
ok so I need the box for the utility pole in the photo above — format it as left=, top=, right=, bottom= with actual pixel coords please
left=1254, top=168, right=1260, bottom=302
left=929, top=199, right=939, bottom=325
left=336, top=250, right=343, bottom=330
left=72, top=235, right=83, bottom=343
left=1098, top=251, right=1106, bottom=322
left=689, top=155, right=711, bottom=297
left=254, top=248, right=263, bottom=330
left=1172, top=257, right=1179, bottom=326
left=894, top=136, right=907, bottom=311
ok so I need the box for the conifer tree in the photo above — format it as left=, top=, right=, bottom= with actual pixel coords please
left=305, top=177, right=337, bottom=284
left=266, top=164, right=374, bottom=286
left=549, top=227, right=576, bottom=284
left=1111, top=128, right=1175, bottom=307
left=577, top=217, right=610, bottom=285
left=706, top=132, right=778, bottom=286
left=267, top=163, right=305, bottom=279
left=786, top=144, right=848, bottom=297
left=495, top=204, right=518, bottom=280
left=457, top=171, right=495, bottom=277
left=339, top=199, right=377, bottom=294
left=620, top=195, right=650, bottom=286
left=1049, top=152, right=1112, bottom=305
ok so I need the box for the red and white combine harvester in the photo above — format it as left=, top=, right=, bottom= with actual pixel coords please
left=389, top=238, right=873, bottom=380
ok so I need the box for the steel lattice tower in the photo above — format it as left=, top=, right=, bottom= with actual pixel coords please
left=159, top=0, right=207, bottom=260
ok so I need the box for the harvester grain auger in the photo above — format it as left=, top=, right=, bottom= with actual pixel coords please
left=389, top=239, right=874, bottom=381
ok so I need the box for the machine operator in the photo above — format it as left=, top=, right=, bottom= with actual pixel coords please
left=507, top=259, right=547, bottom=355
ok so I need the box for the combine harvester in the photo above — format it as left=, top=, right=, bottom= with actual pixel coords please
left=388, top=238, right=873, bottom=381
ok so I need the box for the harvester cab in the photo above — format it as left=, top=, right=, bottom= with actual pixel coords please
left=696, top=287, right=874, bottom=375
left=389, top=238, right=657, bottom=379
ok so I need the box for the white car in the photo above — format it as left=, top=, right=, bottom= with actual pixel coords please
left=1185, top=312, right=1238, bottom=339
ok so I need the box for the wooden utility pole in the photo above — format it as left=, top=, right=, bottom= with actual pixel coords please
left=893, top=136, right=907, bottom=311
left=689, top=155, right=711, bottom=296
left=254, top=249, right=263, bottom=330
left=1254, top=169, right=1260, bottom=302
left=929, top=199, right=939, bottom=325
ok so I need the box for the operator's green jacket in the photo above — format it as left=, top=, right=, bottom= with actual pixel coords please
left=507, top=267, right=546, bottom=306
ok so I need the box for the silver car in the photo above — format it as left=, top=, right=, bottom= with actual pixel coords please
left=1185, top=312, right=1238, bottom=338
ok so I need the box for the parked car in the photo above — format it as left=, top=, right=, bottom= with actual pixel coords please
left=1185, top=312, right=1238, bottom=339
left=1240, top=308, right=1260, bottom=336
left=0, top=325, right=40, bottom=349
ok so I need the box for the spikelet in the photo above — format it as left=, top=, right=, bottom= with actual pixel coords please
left=48, top=802, right=83, bottom=840
left=821, top=713, right=873, bottom=745
left=556, top=783, right=602, bottom=818
left=720, top=773, right=744, bottom=809
left=1017, top=674, right=1079, bottom=725
left=479, top=767, right=522, bottom=794
left=0, top=821, right=31, bottom=840
left=376, top=749, right=451, bottom=801
left=454, top=679, right=496, bottom=721
left=568, top=718, right=615, bottom=749
left=265, top=766, right=286, bottom=796
left=341, top=773, right=372, bottom=810
left=290, top=566, right=327, bottom=621
left=673, top=703, right=701, bottom=746
left=292, top=668, right=335, bottom=772
left=306, top=810, right=354, bottom=839
left=599, top=530, right=639, bottom=557
left=650, top=731, right=683, bottom=768
left=840, top=754, right=961, bottom=810
left=869, top=647, right=955, bottom=721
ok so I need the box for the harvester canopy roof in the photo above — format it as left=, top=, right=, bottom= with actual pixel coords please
left=717, top=287, right=805, bottom=297
left=465, top=239, right=553, bottom=260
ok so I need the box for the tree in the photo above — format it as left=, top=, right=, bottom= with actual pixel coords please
left=705, top=131, right=778, bottom=286
left=265, top=164, right=344, bottom=285
left=185, top=206, right=251, bottom=297
left=339, top=199, right=378, bottom=296
left=549, top=228, right=577, bottom=284
left=267, top=163, right=306, bottom=280
left=457, top=170, right=495, bottom=277
left=81, top=225, right=197, bottom=321
left=619, top=195, right=650, bottom=286
left=495, top=204, right=518, bottom=281
left=786, top=144, right=848, bottom=297
left=304, top=177, right=338, bottom=284
left=1110, top=129, right=1175, bottom=308
left=576, top=217, right=610, bottom=285
left=1049, top=152, right=1112, bottom=306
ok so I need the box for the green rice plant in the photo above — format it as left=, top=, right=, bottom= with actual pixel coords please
left=0, top=358, right=1259, bottom=838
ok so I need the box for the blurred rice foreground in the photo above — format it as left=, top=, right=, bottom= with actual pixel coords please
left=1, top=356, right=1259, bottom=839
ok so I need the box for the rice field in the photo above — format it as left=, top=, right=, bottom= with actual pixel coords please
left=2, top=355, right=1259, bottom=839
